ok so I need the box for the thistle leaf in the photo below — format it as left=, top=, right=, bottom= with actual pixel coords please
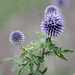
left=61, top=49, right=73, bottom=54
left=11, top=64, right=18, bottom=72
left=42, top=67, right=48, bottom=74
left=36, top=31, right=47, bottom=38
left=54, top=50, right=68, bottom=61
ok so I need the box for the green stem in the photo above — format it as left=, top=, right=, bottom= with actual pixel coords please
left=41, top=45, right=46, bottom=58
left=35, top=45, right=46, bottom=74
left=20, top=45, right=40, bottom=57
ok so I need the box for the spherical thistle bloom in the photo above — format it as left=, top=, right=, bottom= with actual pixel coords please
left=9, top=30, right=25, bottom=45
left=41, top=12, right=64, bottom=37
left=44, top=5, right=59, bottom=15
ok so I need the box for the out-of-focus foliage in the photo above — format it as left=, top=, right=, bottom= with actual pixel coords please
left=52, top=66, right=74, bottom=75
left=0, top=0, right=44, bottom=29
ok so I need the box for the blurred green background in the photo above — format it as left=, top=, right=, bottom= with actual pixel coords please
left=0, top=0, right=75, bottom=75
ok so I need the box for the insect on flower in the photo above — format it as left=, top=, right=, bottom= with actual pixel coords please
left=41, top=12, right=65, bottom=37
left=40, top=12, right=45, bottom=18
left=40, top=5, right=59, bottom=19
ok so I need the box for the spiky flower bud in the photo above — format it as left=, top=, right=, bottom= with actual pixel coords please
left=9, top=30, right=25, bottom=45
left=44, top=5, right=59, bottom=15
left=41, top=12, right=64, bottom=37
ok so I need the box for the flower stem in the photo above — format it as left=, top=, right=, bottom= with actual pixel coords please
left=20, top=44, right=40, bottom=57
left=35, top=44, right=46, bottom=74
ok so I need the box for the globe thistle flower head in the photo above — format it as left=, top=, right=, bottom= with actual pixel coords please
left=9, top=30, right=25, bottom=45
left=41, top=12, right=64, bottom=37
left=44, top=5, right=59, bottom=15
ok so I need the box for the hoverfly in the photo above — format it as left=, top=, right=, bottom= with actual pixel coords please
left=40, top=12, right=45, bottom=18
